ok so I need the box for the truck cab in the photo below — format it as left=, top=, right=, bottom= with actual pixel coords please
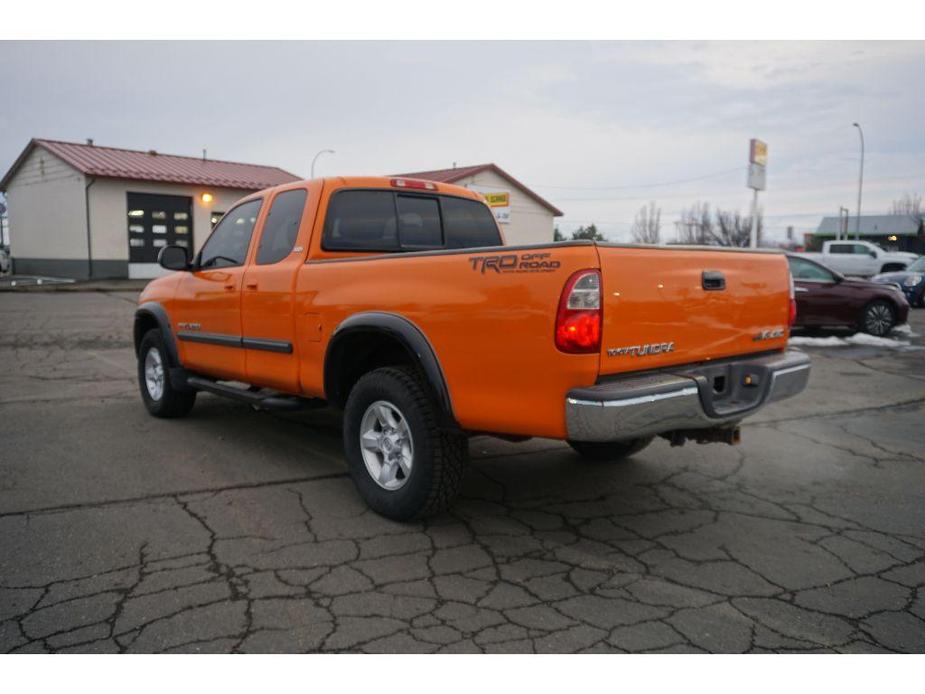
left=816, top=240, right=917, bottom=277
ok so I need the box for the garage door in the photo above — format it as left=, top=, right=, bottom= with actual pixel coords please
left=127, top=192, right=193, bottom=279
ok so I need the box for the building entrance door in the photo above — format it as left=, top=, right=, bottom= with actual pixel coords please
left=126, top=192, right=193, bottom=279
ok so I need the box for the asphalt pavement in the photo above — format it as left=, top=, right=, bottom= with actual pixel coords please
left=1, top=291, right=924, bottom=652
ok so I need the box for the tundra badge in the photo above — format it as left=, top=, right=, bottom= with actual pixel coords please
left=607, top=342, right=675, bottom=357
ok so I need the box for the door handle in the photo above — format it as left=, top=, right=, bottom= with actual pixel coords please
left=224, top=284, right=235, bottom=291
left=245, top=282, right=259, bottom=290
left=702, top=271, right=725, bottom=291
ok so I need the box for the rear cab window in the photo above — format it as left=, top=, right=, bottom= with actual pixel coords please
left=322, top=189, right=501, bottom=253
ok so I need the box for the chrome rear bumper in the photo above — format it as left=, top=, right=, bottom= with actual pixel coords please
left=565, top=350, right=810, bottom=442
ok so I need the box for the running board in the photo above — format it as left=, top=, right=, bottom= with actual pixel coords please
left=186, top=376, right=322, bottom=411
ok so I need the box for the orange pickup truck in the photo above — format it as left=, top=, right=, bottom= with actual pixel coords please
left=135, top=175, right=810, bottom=519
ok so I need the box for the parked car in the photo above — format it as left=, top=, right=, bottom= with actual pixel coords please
left=870, top=256, right=925, bottom=307
left=787, top=254, right=909, bottom=336
left=800, top=240, right=917, bottom=277
left=134, top=175, right=810, bottom=520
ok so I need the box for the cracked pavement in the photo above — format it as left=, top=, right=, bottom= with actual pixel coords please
left=1, top=291, right=924, bottom=653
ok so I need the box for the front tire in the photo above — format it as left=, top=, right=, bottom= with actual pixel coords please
left=343, top=367, right=467, bottom=520
left=567, top=437, right=654, bottom=462
left=861, top=299, right=896, bottom=337
left=137, top=329, right=196, bottom=418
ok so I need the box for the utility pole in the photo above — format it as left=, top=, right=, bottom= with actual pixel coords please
left=853, top=123, right=865, bottom=239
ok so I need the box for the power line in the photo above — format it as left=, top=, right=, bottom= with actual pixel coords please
left=528, top=167, right=745, bottom=191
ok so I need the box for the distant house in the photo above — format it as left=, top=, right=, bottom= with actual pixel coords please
left=395, top=163, right=563, bottom=246
left=813, top=214, right=924, bottom=254
left=0, top=138, right=300, bottom=279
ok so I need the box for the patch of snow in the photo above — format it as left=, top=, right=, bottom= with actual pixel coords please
left=892, top=323, right=918, bottom=337
left=788, top=336, right=848, bottom=347
left=789, top=328, right=919, bottom=350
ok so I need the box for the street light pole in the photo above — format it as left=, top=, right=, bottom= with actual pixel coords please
left=311, top=149, right=335, bottom=179
left=852, top=123, right=864, bottom=239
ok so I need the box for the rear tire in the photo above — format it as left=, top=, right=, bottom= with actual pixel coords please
left=138, top=329, right=196, bottom=418
left=861, top=299, right=896, bottom=337
left=343, top=366, right=468, bottom=520
left=567, top=437, right=654, bottom=462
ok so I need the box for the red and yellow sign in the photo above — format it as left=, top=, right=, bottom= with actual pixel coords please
left=749, top=139, right=768, bottom=167
left=483, top=192, right=510, bottom=208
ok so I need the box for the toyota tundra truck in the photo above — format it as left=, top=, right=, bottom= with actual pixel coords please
left=134, top=175, right=810, bottom=520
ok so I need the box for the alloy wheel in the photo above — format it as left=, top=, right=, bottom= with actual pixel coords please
left=144, top=347, right=165, bottom=401
left=359, top=400, right=414, bottom=491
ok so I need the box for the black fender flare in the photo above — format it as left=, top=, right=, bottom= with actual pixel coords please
left=324, top=311, right=456, bottom=426
left=134, top=302, right=190, bottom=390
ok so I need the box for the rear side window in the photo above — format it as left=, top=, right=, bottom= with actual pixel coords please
left=257, top=189, right=307, bottom=264
left=324, top=190, right=398, bottom=251
left=322, top=190, right=502, bottom=252
left=441, top=196, right=503, bottom=249
left=828, top=244, right=851, bottom=254
left=788, top=256, right=835, bottom=282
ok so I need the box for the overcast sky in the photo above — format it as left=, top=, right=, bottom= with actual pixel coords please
left=2, top=41, right=924, bottom=242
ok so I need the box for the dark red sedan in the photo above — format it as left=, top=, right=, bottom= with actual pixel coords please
left=787, top=254, right=909, bottom=336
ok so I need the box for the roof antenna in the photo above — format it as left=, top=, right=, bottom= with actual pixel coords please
left=452, top=161, right=456, bottom=169
left=202, top=148, right=207, bottom=162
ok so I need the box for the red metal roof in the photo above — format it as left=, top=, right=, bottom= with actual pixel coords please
left=1, top=138, right=301, bottom=191
left=394, top=163, right=563, bottom=216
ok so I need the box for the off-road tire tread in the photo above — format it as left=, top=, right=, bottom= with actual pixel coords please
left=345, top=366, right=467, bottom=519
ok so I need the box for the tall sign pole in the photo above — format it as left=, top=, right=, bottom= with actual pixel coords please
left=747, top=139, right=767, bottom=248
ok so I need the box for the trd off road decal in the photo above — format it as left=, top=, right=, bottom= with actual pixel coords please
left=469, top=252, right=561, bottom=274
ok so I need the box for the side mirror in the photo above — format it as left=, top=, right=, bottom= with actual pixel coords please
left=158, top=245, right=191, bottom=271
left=869, top=251, right=877, bottom=258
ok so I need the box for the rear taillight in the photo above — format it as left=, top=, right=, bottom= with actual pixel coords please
left=788, top=272, right=797, bottom=326
left=555, top=269, right=602, bottom=354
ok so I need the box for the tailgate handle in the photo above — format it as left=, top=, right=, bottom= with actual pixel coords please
left=702, top=271, right=726, bottom=291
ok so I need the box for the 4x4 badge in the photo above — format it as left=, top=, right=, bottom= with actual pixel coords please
left=753, top=327, right=785, bottom=341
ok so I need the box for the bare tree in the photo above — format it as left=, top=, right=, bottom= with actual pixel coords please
left=713, top=208, right=763, bottom=247
left=675, top=203, right=762, bottom=247
left=675, top=203, right=712, bottom=244
left=890, top=193, right=923, bottom=219
left=630, top=202, right=662, bottom=244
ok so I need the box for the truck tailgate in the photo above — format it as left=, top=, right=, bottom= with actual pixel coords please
left=596, top=245, right=791, bottom=375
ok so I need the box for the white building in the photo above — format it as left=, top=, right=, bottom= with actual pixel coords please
left=396, top=163, right=563, bottom=246
left=0, top=139, right=299, bottom=279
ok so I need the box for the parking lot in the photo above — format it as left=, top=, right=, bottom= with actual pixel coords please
left=1, top=289, right=924, bottom=653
